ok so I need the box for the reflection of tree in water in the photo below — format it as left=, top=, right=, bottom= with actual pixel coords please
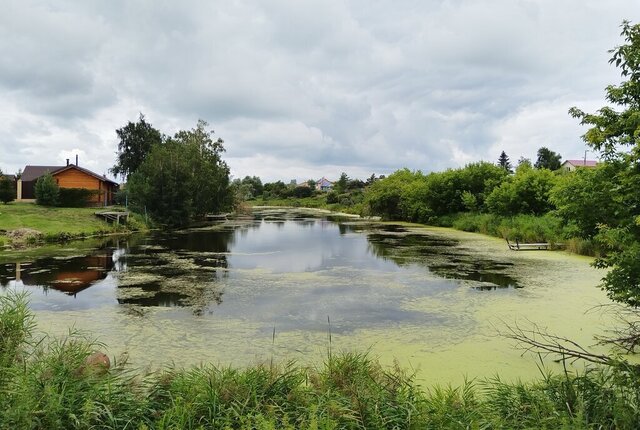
left=115, top=227, right=236, bottom=314
left=366, top=231, right=519, bottom=289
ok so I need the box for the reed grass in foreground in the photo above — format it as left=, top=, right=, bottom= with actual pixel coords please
left=1, top=293, right=639, bottom=429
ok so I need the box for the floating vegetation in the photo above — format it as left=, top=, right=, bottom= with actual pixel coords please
left=1, top=208, right=611, bottom=384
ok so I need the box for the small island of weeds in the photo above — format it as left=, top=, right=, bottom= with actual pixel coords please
left=1, top=292, right=638, bottom=429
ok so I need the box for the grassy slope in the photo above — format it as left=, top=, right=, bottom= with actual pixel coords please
left=0, top=203, right=113, bottom=235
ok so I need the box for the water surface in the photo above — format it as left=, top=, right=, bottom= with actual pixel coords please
left=0, top=208, right=612, bottom=384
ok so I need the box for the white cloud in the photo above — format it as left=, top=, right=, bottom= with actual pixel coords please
left=0, top=0, right=638, bottom=180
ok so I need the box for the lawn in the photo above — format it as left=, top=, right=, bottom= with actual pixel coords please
left=0, top=202, right=115, bottom=236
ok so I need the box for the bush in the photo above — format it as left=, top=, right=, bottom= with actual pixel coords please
left=0, top=176, right=15, bottom=204
left=326, top=191, right=339, bottom=204
left=35, top=172, right=59, bottom=206
left=57, top=188, right=98, bottom=207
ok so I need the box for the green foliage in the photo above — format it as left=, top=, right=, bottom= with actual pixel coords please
left=334, top=172, right=349, bottom=194
left=534, top=147, right=562, bottom=170
left=111, top=113, right=163, bottom=180
left=57, top=188, right=97, bottom=207
left=485, top=167, right=558, bottom=216
left=262, top=181, right=289, bottom=199
left=128, top=120, right=232, bottom=227
left=326, top=190, right=339, bottom=204
left=291, top=185, right=313, bottom=198
left=568, top=21, right=640, bottom=307
left=442, top=212, right=564, bottom=243
left=0, top=176, right=15, bottom=204
left=0, top=292, right=34, bottom=381
left=34, top=172, right=59, bottom=206
left=551, top=163, right=627, bottom=238
left=233, top=176, right=265, bottom=201
left=460, top=190, right=478, bottom=212
left=364, top=168, right=421, bottom=220
left=365, top=163, right=508, bottom=222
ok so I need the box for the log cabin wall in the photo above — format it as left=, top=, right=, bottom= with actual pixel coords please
left=54, top=169, right=102, bottom=204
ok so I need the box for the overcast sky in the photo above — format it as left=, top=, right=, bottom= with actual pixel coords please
left=1, top=1, right=638, bottom=182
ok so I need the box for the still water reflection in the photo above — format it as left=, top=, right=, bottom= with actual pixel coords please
left=1, top=209, right=613, bottom=384
left=1, top=209, right=520, bottom=329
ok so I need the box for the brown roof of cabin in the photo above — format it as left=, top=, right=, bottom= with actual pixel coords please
left=21, top=165, right=63, bottom=182
left=21, top=164, right=119, bottom=185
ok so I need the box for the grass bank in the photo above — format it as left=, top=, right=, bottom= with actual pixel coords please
left=1, top=293, right=639, bottom=429
left=0, top=203, right=148, bottom=248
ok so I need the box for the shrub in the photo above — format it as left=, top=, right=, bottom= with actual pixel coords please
left=35, top=172, right=59, bottom=206
left=0, top=176, right=15, bottom=204
left=57, top=188, right=98, bottom=207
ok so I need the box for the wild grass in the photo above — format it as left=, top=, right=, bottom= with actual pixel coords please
left=428, top=212, right=606, bottom=254
left=1, top=293, right=639, bottom=429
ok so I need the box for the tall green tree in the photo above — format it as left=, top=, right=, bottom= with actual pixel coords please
left=111, top=113, right=163, bottom=181
left=334, top=172, right=349, bottom=193
left=534, top=147, right=562, bottom=170
left=127, top=120, right=232, bottom=226
left=498, top=151, right=513, bottom=172
left=569, top=21, right=640, bottom=307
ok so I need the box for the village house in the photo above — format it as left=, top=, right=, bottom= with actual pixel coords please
left=17, top=157, right=119, bottom=206
left=561, top=159, right=599, bottom=172
left=315, top=177, right=333, bottom=191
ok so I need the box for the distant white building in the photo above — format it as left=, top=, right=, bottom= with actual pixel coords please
left=561, top=159, right=598, bottom=172
left=315, top=177, right=333, bottom=191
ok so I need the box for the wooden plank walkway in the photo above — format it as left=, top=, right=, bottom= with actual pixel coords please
left=204, top=213, right=230, bottom=221
left=95, top=211, right=129, bottom=224
left=506, top=239, right=563, bottom=251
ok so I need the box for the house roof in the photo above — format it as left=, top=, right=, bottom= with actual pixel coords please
left=21, top=165, right=64, bottom=181
left=21, top=164, right=119, bottom=185
left=563, top=160, right=598, bottom=167
left=316, top=177, right=333, bottom=186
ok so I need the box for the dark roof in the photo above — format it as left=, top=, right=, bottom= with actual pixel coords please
left=2, top=174, right=15, bottom=181
left=21, top=164, right=119, bottom=185
left=21, top=165, right=63, bottom=182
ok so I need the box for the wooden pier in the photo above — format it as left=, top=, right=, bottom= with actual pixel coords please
left=506, top=239, right=563, bottom=251
left=95, top=211, right=130, bottom=224
left=204, top=213, right=230, bottom=221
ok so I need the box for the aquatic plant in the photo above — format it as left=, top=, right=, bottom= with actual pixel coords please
left=1, top=293, right=639, bottom=429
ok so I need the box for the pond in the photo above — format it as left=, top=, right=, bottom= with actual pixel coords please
left=0, top=208, right=613, bottom=384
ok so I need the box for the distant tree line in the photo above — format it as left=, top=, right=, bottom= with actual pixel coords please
left=112, top=115, right=233, bottom=226
left=234, top=172, right=376, bottom=204
left=364, top=145, right=571, bottom=223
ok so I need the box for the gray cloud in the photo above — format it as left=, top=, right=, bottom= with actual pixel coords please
left=0, top=0, right=638, bottom=181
